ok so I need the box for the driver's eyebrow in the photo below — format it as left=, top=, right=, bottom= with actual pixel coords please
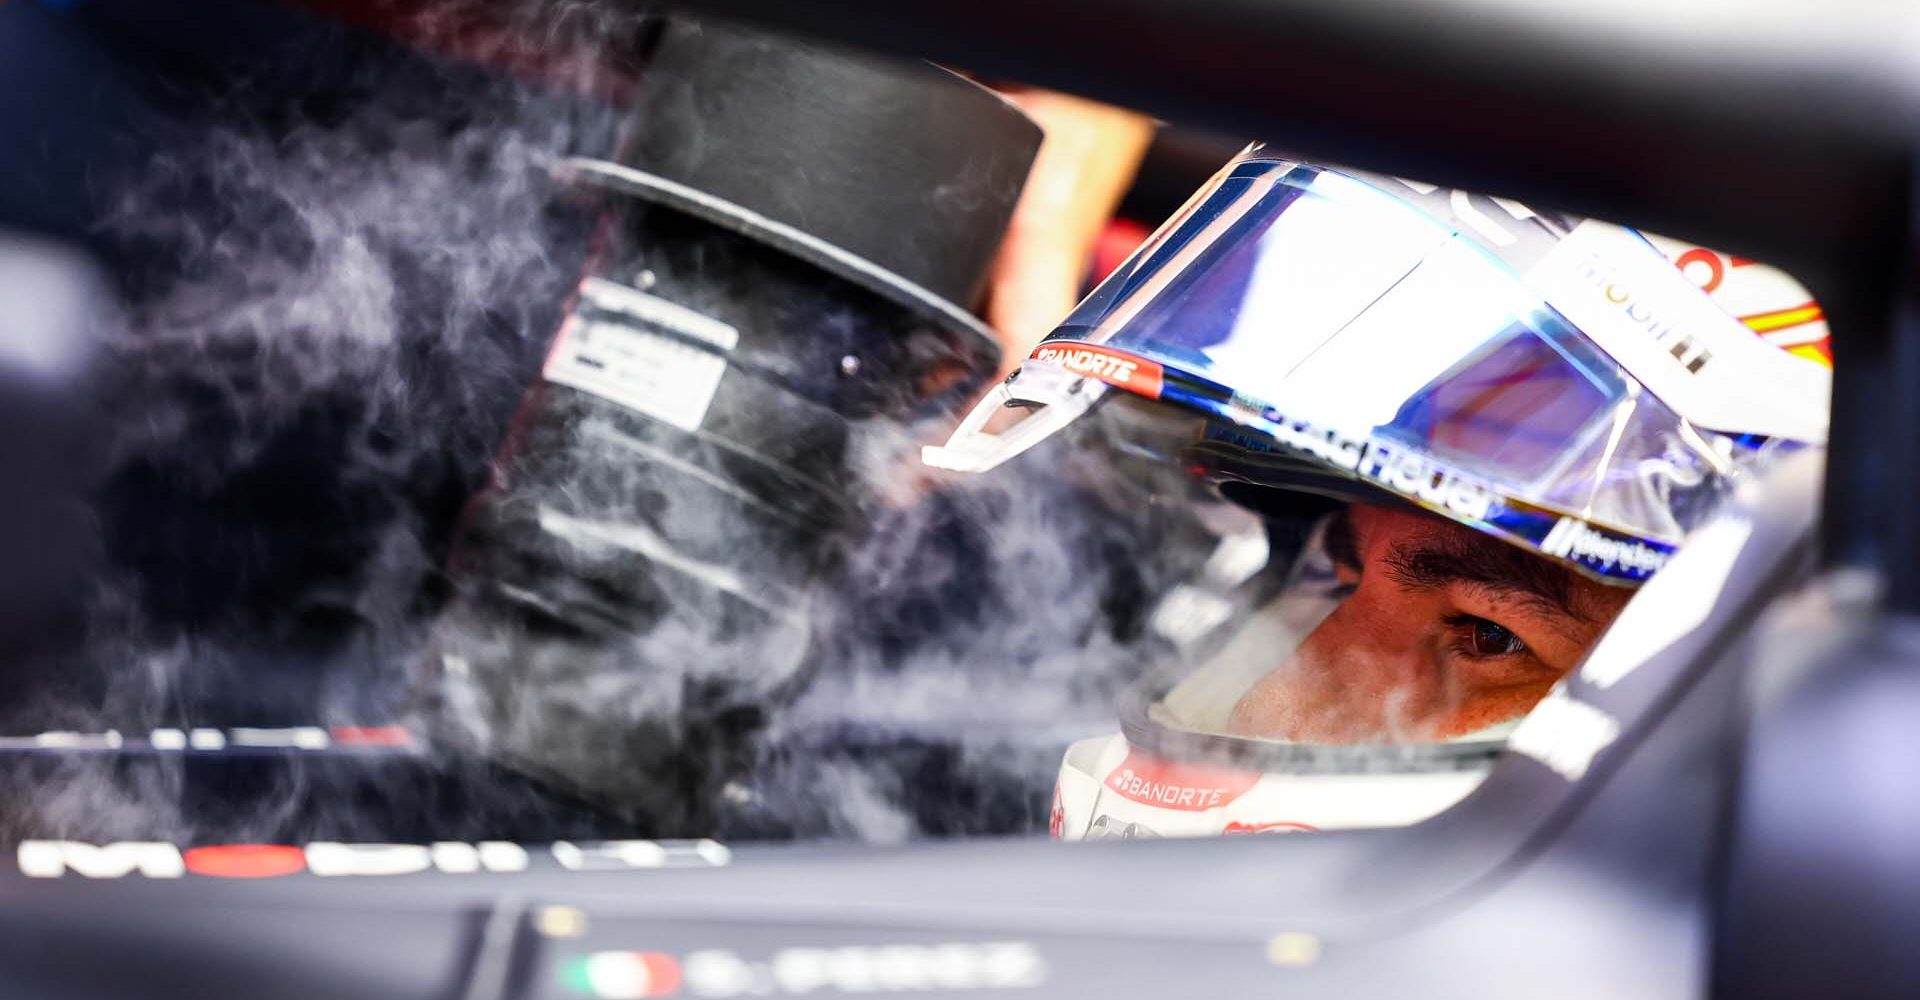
left=1381, top=523, right=1595, bottom=629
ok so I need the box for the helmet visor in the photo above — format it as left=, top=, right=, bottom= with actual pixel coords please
left=932, top=156, right=1748, bottom=584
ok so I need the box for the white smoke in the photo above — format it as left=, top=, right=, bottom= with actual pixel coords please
left=0, top=2, right=645, bottom=843
left=2, top=3, right=1184, bottom=847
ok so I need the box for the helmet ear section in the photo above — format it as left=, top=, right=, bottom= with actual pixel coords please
left=1210, top=483, right=1343, bottom=585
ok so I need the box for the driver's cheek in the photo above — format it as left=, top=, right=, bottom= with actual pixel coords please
left=1433, top=673, right=1560, bottom=740
left=1229, top=582, right=1451, bottom=742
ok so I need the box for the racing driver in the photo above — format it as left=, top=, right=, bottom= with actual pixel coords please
left=923, top=147, right=1830, bottom=836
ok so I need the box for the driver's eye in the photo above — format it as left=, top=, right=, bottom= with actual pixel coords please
left=1451, top=615, right=1527, bottom=657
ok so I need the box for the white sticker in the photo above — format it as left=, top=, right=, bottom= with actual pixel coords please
left=1148, top=585, right=1237, bottom=648
left=543, top=278, right=739, bottom=433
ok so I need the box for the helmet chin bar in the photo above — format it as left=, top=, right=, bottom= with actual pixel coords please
left=921, top=361, right=1104, bottom=473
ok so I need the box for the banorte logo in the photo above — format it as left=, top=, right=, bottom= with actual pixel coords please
left=1103, top=749, right=1260, bottom=812
left=1028, top=343, right=1165, bottom=398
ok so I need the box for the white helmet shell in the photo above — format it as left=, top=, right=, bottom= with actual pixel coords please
left=1052, top=733, right=1491, bottom=839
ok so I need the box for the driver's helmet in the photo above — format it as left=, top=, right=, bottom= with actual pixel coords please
left=924, top=147, right=1830, bottom=839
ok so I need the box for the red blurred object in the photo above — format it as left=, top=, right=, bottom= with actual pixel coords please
left=1089, top=217, right=1152, bottom=288
left=180, top=844, right=308, bottom=879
